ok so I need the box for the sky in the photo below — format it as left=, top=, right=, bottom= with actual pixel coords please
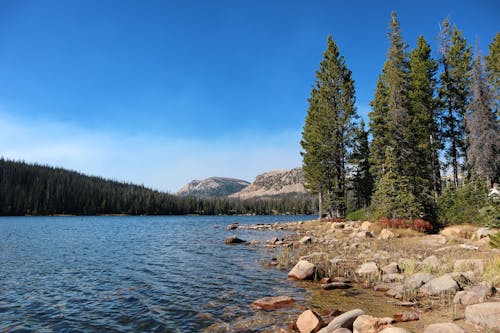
left=0, top=0, right=498, bottom=192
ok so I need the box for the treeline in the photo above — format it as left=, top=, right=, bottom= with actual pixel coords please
left=0, top=158, right=317, bottom=216
left=301, top=12, right=499, bottom=227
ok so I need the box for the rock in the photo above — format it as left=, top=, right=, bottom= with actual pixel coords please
left=382, top=274, right=405, bottom=283
left=320, top=277, right=332, bottom=284
left=404, top=272, right=434, bottom=290
left=465, top=302, right=500, bottom=331
left=322, top=282, right=352, bottom=290
left=476, top=227, right=490, bottom=239
left=224, top=236, right=247, bottom=244
left=299, top=236, right=313, bottom=244
left=453, top=259, right=485, bottom=274
left=330, top=329, right=351, bottom=333
left=454, top=281, right=495, bottom=305
left=423, top=322, right=465, bottom=333
left=419, top=274, right=460, bottom=296
left=332, top=277, right=351, bottom=283
left=355, top=231, right=373, bottom=238
left=296, top=309, right=325, bottom=333
left=378, top=229, right=395, bottom=240
left=385, top=285, right=405, bottom=299
left=226, top=222, right=239, bottom=230
left=251, top=239, right=260, bottom=245
left=420, top=235, right=446, bottom=247
left=458, top=244, right=478, bottom=251
left=361, top=221, right=372, bottom=231
left=382, top=262, right=400, bottom=274
left=393, top=311, right=419, bottom=322
left=356, top=262, right=379, bottom=276
left=317, top=309, right=364, bottom=333
left=379, top=328, right=411, bottom=333
left=250, top=296, right=296, bottom=310
left=421, top=255, right=441, bottom=270
left=288, top=260, right=317, bottom=280
left=267, top=236, right=279, bottom=244
left=352, top=315, right=394, bottom=333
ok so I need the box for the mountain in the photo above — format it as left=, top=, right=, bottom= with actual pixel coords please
left=229, top=168, right=305, bottom=199
left=176, top=177, right=250, bottom=197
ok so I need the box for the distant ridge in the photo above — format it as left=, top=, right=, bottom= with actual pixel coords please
left=176, top=177, right=250, bottom=197
left=229, top=168, right=305, bottom=199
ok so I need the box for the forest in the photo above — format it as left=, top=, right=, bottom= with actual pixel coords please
left=0, top=158, right=317, bottom=216
left=301, top=13, right=499, bottom=227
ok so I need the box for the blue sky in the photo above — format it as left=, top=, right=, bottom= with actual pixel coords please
left=0, top=0, right=498, bottom=192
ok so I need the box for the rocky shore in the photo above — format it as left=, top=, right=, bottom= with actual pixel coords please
left=220, top=220, right=500, bottom=333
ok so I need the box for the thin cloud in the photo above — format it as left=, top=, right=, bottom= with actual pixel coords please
left=0, top=110, right=302, bottom=192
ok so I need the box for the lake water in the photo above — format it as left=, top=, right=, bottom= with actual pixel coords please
left=0, top=215, right=313, bottom=332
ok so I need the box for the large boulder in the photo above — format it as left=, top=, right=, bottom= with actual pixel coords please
left=382, top=262, right=400, bottom=274
left=317, top=309, right=364, bottom=333
left=419, top=274, right=460, bottom=296
left=296, top=309, right=325, bottom=333
left=465, top=302, right=500, bottom=332
left=288, top=260, right=317, bottom=280
left=423, top=323, right=465, bottom=333
left=454, top=281, right=496, bottom=305
left=250, top=296, right=296, bottom=310
left=404, top=272, right=434, bottom=290
left=352, top=315, right=394, bottom=333
left=356, top=262, right=380, bottom=276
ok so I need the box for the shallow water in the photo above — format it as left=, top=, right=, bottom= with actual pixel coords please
left=0, top=215, right=311, bottom=332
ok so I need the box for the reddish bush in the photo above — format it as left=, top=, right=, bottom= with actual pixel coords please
left=378, top=217, right=432, bottom=232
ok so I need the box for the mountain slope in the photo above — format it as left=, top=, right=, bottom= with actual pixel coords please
left=229, top=168, right=305, bottom=199
left=176, top=177, right=250, bottom=197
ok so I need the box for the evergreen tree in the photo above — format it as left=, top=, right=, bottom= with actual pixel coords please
left=301, top=35, right=357, bottom=218
left=466, top=55, right=499, bottom=186
left=485, top=33, right=500, bottom=118
left=351, top=119, right=373, bottom=209
left=371, top=147, right=422, bottom=219
left=438, top=19, right=472, bottom=186
left=408, top=35, right=441, bottom=201
left=368, top=76, right=390, bottom=182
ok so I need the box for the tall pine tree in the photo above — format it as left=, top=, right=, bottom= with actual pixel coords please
left=301, top=35, right=357, bottom=218
left=438, top=19, right=472, bottom=186
left=408, top=35, right=441, bottom=202
left=485, top=33, right=500, bottom=118
left=466, top=55, right=499, bottom=186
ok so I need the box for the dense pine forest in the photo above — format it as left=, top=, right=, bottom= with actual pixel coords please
left=0, top=159, right=317, bottom=216
left=301, top=13, right=499, bottom=227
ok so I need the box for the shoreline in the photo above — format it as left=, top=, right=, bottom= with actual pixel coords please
left=223, top=219, right=500, bottom=332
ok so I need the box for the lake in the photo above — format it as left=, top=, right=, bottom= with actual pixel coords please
left=0, top=215, right=313, bottom=332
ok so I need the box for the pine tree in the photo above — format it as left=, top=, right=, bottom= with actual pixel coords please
left=301, top=35, right=357, bottom=218
left=369, top=76, right=390, bottom=182
left=439, top=19, right=472, bottom=186
left=485, top=33, right=500, bottom=118
left=466, top=55, right=499, bottom=186
left=371, top=147, right=422, bottom=219
left=408, top=35, right=441, bottom=201
left=351, top=119, right=373, bottom=209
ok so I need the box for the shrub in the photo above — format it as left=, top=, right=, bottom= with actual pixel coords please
left=346, top=207, right=369, bottom=221
left=378, top=217, right=432, bottom=232
left=490, top=232, right=500, bottom=249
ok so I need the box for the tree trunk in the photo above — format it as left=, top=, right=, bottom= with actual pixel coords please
left=318, top=192, right=323, bottom=220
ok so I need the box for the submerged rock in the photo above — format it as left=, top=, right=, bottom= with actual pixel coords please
left=322, top=282, right=351, bottom=290
left=224, top=236, right=247, bottom=244
left=250, top=296, right=296, bottom=310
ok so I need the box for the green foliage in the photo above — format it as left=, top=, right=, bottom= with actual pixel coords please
left=478, top=201, right=500, bottom=228
left=485, top=32, right=500, bottom=118
left=437, top=177, right=489, bottom=225
left=350, top=119, right=373, bottom=209
left=301, top=35, right=357, bottom=218
left=489, top=232, right=500, bottom=249
left=346, top=207, right=369, bottom=221
left=370, top=147, right=423, bottom=220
